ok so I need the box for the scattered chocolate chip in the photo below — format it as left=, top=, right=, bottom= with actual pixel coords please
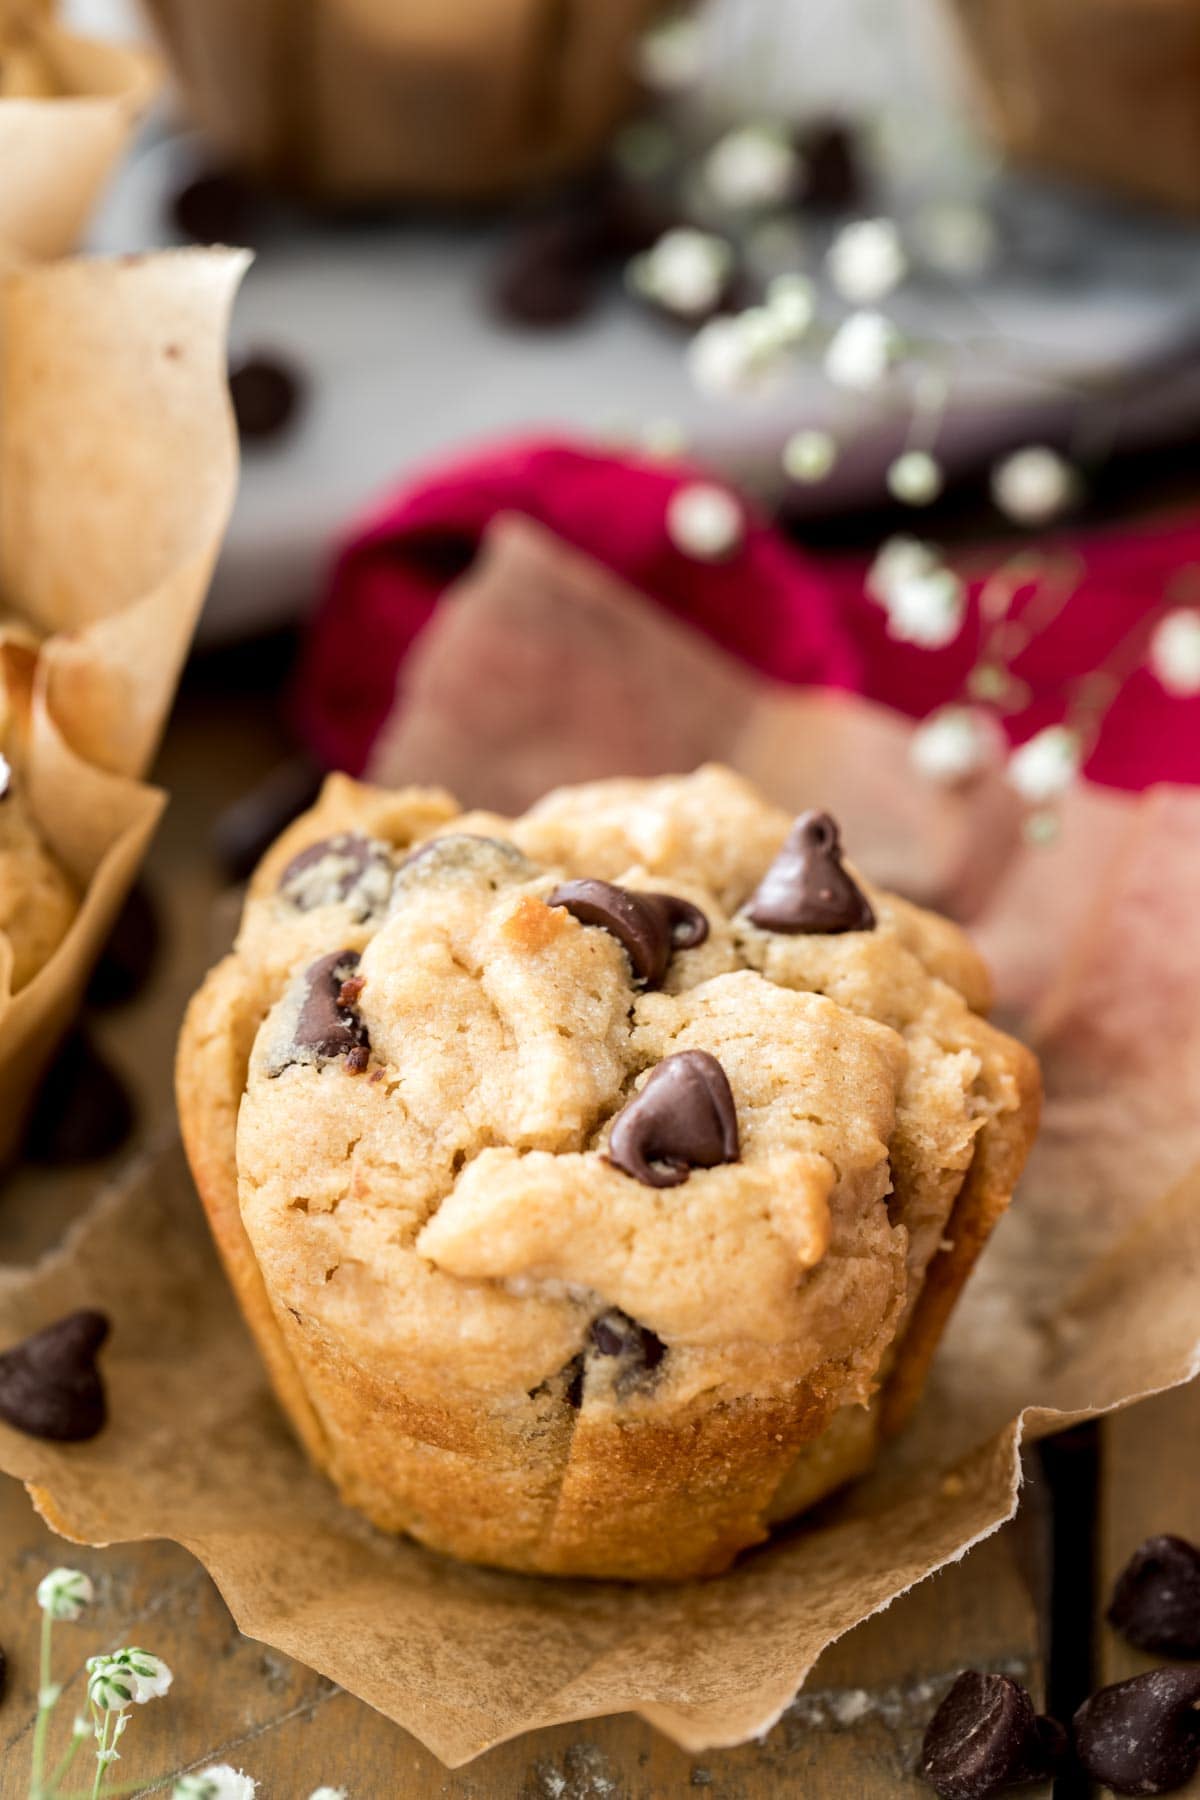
left=744, top=810, right=875, bottom=935
left=1074, top=1668, right=1200, bottom=1796
left=0, top=1640, right=6, bottom=1704
left=392, top=834, right=537, bottom=897
left=795, top=118, right=866, bottom=212
left=563, top=1310, right=666, bottom=1408
left=491, top=212, right=602, bottom=329
left=270, top=950, right=369, bottom=1075
left=0, top=1311, right=109, bottom=1442
left=919, top=1672, right=1066, bottom=1799
left=169, top=167, right=258, bottom=245
left=86, top=880, right=161, bottom=1009
left=608, top=1050, right=738, bottom=1188
left=1109, top=1535, right=1200, bottom=1657
left=213, top=755, right=325, bottom=884
left=596, top=174, right=682, bottom=258
left=228, top=353, right=304, bottom=442
left=278, top=832, right=394, bottom=920
left=23, top=1031, right=135, bottom=1165
left=547, top=879, right=707, bottom=988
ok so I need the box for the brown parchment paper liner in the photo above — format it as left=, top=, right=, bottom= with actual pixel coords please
left=0, top=6, right=158, bottom=261
left=3, top=516, right=1200, bottom=1764
left=0, top=247, right=246, bottom=1153
left=141, top=0, right=662, bottom=204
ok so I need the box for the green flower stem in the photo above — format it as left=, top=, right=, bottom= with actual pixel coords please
left=30, top=1608, right=55, bottom=1797
left=88, top=1707, right=109, bottom=1800
left=43, top=1724, right=85, bottom=1797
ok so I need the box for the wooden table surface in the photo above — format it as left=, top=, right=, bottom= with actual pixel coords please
left=0, top=643, right=1195, bottom=1798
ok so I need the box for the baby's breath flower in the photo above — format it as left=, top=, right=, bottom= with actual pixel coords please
left=37, top=1567, right=94, bottom=1621
left=763, top=273, right=816, bottom=341
left=627, top=228, right=732, bottom=319
left=991, top=446, right=1079, bottom=526
left=910, top=707, right=999, bottom=785
left=307, top=1789, right=348, bottom=1800
left=173, top=1767, right=258, bottom=1800
left=887, top=450, right=944, bottom=506
left=1149, top=608, right=1200, bottom=697
left=704, top=124, right=799, bottom=211
left=1007, top=726, right=1082, bottom=803
left=87, top=1647, right=173, bottom=1712
left=686, top=309, right=788, bottom=398
left=866, top=535, right=941, bottom=608
left=783, top=429, right=837, bottom=483
left=913, top=199, right=997, bottom=277
left=826, top=218, right=907, bottom=304
left=824, top=310, right=901, bottom=393
left=635, top=14, right=705, bottom=92
left=666, top=482, right=744, bottom=561
left=887, top=566, right=966, bottom=648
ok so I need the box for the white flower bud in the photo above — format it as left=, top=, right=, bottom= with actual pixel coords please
left=826, top=218, right=907, bottom=304
left=37, top=1568, right=94, bottom=1622
left=866, top=535, right=941, bottom=608
left=910, top=707, right=999, bottom=785
left=666, top=482, right=744, bottom=562
left=824, top=310, right=901, bottom=393
left=763, top=273, right=816, bottom=341
left=783, top=429, right=837, bottom=483
left=991, top=446, right=1079, bottom=526
left=173, top=1767, right=258, bottom=1800
left=886, top=450, right=943, bottom=507
left=1007, top=726, right=1081, bottom=802
left=635, top=16, right=705, bottom=92
left=627, top=229, right=732, bottom=319
left=704, top=125, right=798, bottom=211
left=1150, top=609, right=1200, bottom=697
left=308, top=1789, right=348, bottom=1800
left=87, top=1648, right=173, bottom=1712
left=887, top=567, right=966, bottom=648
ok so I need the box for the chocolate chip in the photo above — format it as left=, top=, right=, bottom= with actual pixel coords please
left=23, top=1031, right=135, bottom=1165
left=918, top=1672, right=1066, bottom=1799
left=0, top=1641, right=6, bottom=1703
left=1074, top=1668, right=1200, bottom=1795
left=229, top=353, right=304, bottom=442
left=0, top=1311, right=109, bottom=1442
left=87, top=880, right=161, bottom=1008
left=564, top=1310, right=666, bottom=1408
left=169, top=167, right=258, bottom=245
left=795, top=118, right=867, bottom=212
left=278, top=833, right=394, bottom=920
left=1109, top=1536, right=1200, bottom=1656
left=490, top=213, right=602, bottom=329
left=213, top=756, right=324, bottom=883
left=270, top=950, right=369, bottom=1075
left=547, top=879, right=708, bottom=988
left=608, top=1050, right=738, bottom=1188
left=744, top=811, right=875, bottom=935
left=391, top=834, right=537, bottom=898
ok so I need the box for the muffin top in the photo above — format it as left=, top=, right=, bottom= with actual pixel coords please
left=233, top=766, right=1032, bottom=1417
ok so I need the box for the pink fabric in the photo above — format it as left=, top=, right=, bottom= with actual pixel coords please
left=295, top=435, right=1200, bottom=790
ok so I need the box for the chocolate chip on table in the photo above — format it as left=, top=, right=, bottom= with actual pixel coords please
left=564, top=1310, right=666, bottom=1408
left=918, top=1671, right=1066, bottom=1799
left=547, top=879, right=708, bottom=988
left=0, top=1640, right=6, bottom=1704
left=608, top=1049, right=739, bottom=1188
left=744, top=810, right=875, bottom=935
left=213, top=755, right=324, bottom=884
left=273, top=949, right=370, bottom=1073
left=1074, top=1668, right=1200, bottom=1795
left=0, top=1311, right=110, bottom=1442
left=86, top=880, right=161, bottom=1009
left=23, top=1030, right=135, bottom=1165
left=169, top=167, right=258, bottom=245
left=1109, top=1535, right=1200, bottom=1656
left=490, top=214, right=601, bottom=329
left=228, top=353, right=304, bottom=442
left=278, top=832, right=394, bottom=920
left=794, top=118, right=866, bottom=212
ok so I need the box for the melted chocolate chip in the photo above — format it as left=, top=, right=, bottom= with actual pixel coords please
left=0, top=1311, right=109, bottom=1442
left=392, top=834, right=537, bottom=897
left=918, top=1672, right=1066, bottom=1800
left=547, top=879, right=708, bottom=988
left=278, top=833, right=393, bottom=919
left=564, top=1310, right=666, bottom=1409
left=744, top=811, right=875, bottom=935
left=608, top=1050, right=738, bottom=1188
left=23, top=1031, right=136, bottom=1165
left=1109, top=1535, right=1200, bottom=1656
left=270, top=950, right=369, bottom=1074
left=229, top=353, right=304, bottom=442
left=1074, top=1668, right=1200, bottom=1796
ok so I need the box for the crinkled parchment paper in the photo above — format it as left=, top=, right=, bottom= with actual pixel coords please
left=0, top=3, right=157, bottom=261
left=0, top=246, right=246, bottom=1151
left=2, top=515, right=1200, bottom=1766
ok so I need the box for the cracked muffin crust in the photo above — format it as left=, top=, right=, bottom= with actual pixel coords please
left=177, top=765, right=1039, bottom=1580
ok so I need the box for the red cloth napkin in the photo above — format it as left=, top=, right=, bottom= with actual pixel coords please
left=295, top=436, right=1200, bottom=791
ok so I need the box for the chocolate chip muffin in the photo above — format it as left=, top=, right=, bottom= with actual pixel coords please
left=177, top=766, right=1039, bottom=1580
